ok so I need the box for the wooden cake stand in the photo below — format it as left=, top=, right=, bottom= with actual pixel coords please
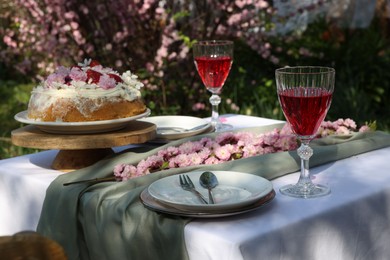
left=11, top=121, right=156, bottom=172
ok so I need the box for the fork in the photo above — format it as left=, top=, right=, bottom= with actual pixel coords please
left=179, top=175, right=208, bottom=204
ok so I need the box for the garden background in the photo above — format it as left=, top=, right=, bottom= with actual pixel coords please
left=1, top=0, right=389, bottom=159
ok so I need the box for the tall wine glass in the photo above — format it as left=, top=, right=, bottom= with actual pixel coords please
left=276, top=66, right=335, bottom=198
left=193, top=40, right=233, bottom=131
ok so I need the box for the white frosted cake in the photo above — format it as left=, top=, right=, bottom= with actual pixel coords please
left=27, top=59, right=146, bottom=122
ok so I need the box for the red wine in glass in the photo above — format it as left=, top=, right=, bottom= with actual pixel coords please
left=193, top=40, right=233, bottom=132
left=278, top=87, right=333, bottom=138
left=194, top=56, right=232, bottom=94
left=276, top=66, right=335, bottom=198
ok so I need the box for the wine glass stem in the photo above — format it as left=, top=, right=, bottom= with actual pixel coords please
left=297, top=142, right=314, bottom=187
left=209, top=94, right=221, bottom=129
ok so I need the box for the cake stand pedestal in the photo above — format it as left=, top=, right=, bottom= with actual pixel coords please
left=11, top=121, right=156, bottom=172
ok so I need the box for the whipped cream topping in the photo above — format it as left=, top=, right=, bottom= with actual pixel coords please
left=28, top=59, right=144, bottom=118
left=32, top=58, right=143, bottom=100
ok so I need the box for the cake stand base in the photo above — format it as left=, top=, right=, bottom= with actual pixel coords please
left=52, top=148, right=115, bottom=172
left=11, top=121, right=156, bottom=172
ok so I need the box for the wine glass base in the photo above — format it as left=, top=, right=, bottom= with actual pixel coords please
left=279, top=182, right=330, bottom=198
left=215, top=123, right=233, bottom=132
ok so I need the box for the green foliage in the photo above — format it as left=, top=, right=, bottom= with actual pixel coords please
left=0, top=80, right=33, bottom=134
left=221, top=40, right=281, bottom=119
left=271, top=17, right=390, bottom=129
left=0, top=80, right=41, bottom=159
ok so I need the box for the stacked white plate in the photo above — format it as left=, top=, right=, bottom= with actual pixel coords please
left=140, top=171, right=275, bottom=218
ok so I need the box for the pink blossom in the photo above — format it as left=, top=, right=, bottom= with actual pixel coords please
left=336, top=126, right=351, bottom=135
left=113, top=164, right=137, bottom=181
left=274, top=135, right=297, bottom=151
left=214, top=146, right=232, bottom=161
left=264, top=146, right=276, bottom=154
left=98, top=74, right=116, bottom=89
left=263, top=130, right=279, bottom=146
left=178, top=141, right=200, bottom=154
left=359, top=125, right=371, bottom=132
left=69, top=67, right=87, bottom=81
left=136, top=159, right=151, bottom=175
left=157, top=146, right=179, bottom=160
left=343, top=118, right=357, bottom=129
left=198, top=148, right=212, bottom=161
left=204, top=157, right=220, bottom=165
left=173, top=154, right=192, bottom=168
left=188, top=153, right=203, bottom=166
left=112, top=118, right=369, bottom=181
left=46, top=73, right=66, bottom=87
left=200, top=137, right=214, bottom=148
left=242, top=144, right=257, bottom=158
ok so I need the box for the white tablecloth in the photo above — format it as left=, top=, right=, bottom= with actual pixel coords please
left=1, top=114, right=390, bottom=260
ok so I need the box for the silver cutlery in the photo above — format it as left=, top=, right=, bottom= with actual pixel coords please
left=158, top=123, right=210, bottom=133
left=199, top=171, right=218, bottom=204
left=179, top=175, right=208, bottom=204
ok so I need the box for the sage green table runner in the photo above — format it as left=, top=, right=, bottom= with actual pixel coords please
left=37, top=124, right=390, bottom=260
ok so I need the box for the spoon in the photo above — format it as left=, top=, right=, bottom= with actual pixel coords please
left=199, top=171, right=218, bottom=204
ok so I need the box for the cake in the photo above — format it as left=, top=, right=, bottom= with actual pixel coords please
left=27, top=59, right=147, bottom=122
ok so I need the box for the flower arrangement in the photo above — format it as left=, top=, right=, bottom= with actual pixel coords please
left=43, top=59, right=144, bottom=91
left=113, top=118, right=373, bottom=181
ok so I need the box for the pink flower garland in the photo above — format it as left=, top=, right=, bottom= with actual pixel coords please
left=114, top=118, right=373, bottom=181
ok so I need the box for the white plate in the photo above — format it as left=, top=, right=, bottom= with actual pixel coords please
left=139, top=116, right=212, bottom=140
left=14, top=109, right=151, bottom=134
left=140, top=188, right=275, bottom=218
left=148, top=171, right=273, bottom=212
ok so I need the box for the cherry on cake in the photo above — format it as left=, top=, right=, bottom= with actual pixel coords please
left=27, top=59, right=147, bottom=122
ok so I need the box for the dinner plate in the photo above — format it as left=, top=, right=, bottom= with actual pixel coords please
left=140, top=187, right=275, bottom=218
left=14, top=109, right=151, bottom=134
left=148, top=171, right=273, bottom=212
left=138, top=116, right=212, bottom=141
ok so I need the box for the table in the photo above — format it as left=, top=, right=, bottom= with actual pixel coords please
left=1, top=114, right=390, bottom=260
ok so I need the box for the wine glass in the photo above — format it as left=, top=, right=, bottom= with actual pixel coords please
left=275, top=66, right=335, bottom=198
left=193, top=40, right=233, bottom=131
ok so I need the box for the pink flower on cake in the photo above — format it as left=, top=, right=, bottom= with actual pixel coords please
left=98, top=74, right=116, bottom=89
left=56, top=66, right=70, bottom=76
left=46, top=73, right=66, bottom=87
left=69, top=67, right=87, bottom=82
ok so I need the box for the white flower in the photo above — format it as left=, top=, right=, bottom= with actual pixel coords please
left=121, top=71, right=144, bottom=89
left=78, top=58, right=91, bottom=67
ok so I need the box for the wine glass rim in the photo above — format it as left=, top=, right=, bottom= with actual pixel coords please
left=276, top=66, right=335, bottom=74
left=194, top=40, right=233, bottom=46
